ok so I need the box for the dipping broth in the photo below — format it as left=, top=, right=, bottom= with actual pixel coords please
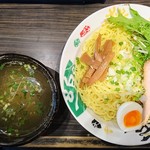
left=0, top=61, right=52, bottom=136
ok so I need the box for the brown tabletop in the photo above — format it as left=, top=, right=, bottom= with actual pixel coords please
left=0, top=0, right=150, bottom=148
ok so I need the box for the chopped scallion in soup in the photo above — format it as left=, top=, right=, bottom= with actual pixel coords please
left=0, top=61, right=52, bottom=136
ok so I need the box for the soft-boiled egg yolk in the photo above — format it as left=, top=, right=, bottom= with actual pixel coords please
left=117, top=102, right=142, bottom=132
left=124, top=110, right=142, bottom=127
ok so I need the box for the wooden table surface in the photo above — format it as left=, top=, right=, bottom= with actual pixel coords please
left=0, top=0, right=150, bottom=149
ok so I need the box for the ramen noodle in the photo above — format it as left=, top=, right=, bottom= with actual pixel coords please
left=75, top=18, right=144, bottom=121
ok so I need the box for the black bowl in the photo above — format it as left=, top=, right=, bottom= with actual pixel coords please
left=0, top=53, right=59, bottom=146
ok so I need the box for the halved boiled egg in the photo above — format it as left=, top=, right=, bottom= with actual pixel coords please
left=117, top=101, right=143, bottom=132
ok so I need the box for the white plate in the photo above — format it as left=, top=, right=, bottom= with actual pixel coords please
left=59, top=3, right=150, bottom=146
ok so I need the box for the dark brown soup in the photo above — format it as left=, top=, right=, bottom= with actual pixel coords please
left=0, top=61, right=52, bottom=136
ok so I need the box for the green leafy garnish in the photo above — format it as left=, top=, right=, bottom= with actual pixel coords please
left=119, top=41, right=123, bottom=46
left=0, top=64, right=5, bottom=70
left=130, top=66, right=136, bottom=71
left=107, top=6, right=150, bottom=65
left=35, top=101, right=43, bottom=115
left=21, top=89, right=28, bottom=99
left=76, top=57, right=80, bottom=65
left=12, top=82, right=19, bottom=90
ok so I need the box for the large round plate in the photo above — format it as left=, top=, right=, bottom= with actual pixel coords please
left=59, top=4, right=150, bottom=146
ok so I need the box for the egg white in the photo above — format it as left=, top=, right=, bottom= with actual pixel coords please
left=117, top=101, right=143, bottom=132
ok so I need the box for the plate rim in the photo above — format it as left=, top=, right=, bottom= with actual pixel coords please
left=59, top=3, right=150, bottom=146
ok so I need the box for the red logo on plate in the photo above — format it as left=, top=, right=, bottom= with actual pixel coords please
left=80, top=25, right=90, bottom=37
